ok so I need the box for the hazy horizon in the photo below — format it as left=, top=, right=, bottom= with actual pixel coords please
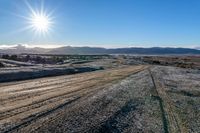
left=0, top=44, right=199, bottom=50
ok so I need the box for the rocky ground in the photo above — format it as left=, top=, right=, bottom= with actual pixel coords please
left=0, top=65, right=199, bottom=133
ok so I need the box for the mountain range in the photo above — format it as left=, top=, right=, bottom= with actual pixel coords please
left=0, top=45, right=200, bottom=55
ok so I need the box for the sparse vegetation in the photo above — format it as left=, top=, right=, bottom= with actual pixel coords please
left=0, top=62, right=4, bottom=67
left=0, top=54, right=110, bottom=64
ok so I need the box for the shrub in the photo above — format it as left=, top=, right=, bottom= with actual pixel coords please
left=0, top=62, right=4, bottom=67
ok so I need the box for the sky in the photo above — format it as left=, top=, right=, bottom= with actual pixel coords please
left=0, top=0, right=200, bottom=48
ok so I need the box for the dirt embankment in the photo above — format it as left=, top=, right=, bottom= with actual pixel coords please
left=0, top=66, right=103, bottom=83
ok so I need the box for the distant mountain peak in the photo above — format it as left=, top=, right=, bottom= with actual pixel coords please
left=0, top=45, right=200, bottom=55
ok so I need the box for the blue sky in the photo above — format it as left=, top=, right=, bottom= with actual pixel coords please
left=0, top=0, right=200, bottom=48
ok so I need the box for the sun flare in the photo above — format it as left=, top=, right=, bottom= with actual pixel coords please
left=30, top=13, right=51, bottom=33
left=17, top=0, right=55, bottom=36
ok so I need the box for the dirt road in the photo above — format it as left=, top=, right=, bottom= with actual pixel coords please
left=1, top=65, right=199, bottom=133
left=1, top=65, right=155, bottom=133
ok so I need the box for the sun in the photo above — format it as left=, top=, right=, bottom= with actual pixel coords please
left=21, top=1, right=54, bottom=36
left=12, top=1, right=54, bottom=36
left=30, top=13, right=51, bottom=33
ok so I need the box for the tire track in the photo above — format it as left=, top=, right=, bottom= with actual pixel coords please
left=148, top=69, right=169, bottom=133
left=148, top=68, right=188, bottom=133
left=0, top=80, right=108, bottom=121
left=2, top=97, right=80, bottom=133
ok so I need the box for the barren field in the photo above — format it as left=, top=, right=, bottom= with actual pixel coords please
left=0, top=64, right=200, bottom=133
